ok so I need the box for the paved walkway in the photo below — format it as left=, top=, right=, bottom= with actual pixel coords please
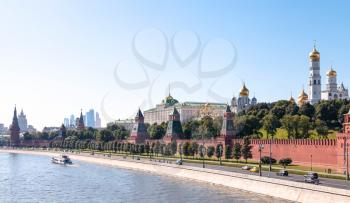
left=62, top=150, right=350, bottom=190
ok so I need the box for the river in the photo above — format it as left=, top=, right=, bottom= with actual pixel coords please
left=0, top=153, right=286, bottom=203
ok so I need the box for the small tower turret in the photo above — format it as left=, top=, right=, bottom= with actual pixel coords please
left=220, top=105, right=235, bottom=144
left=129, top=109, right=149, bottom=144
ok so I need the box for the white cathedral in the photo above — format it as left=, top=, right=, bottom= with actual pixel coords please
left=298, top=45, right=349, bottom=106
left=231, top=83, right=257, bottom=113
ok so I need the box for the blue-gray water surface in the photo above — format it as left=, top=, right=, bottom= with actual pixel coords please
left=0, top=153, right=285, bottom=203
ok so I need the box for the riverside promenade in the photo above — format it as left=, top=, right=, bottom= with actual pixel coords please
left=1, top=148, right=350, bottom=203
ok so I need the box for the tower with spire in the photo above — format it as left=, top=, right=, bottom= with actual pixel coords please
left=163, top=107, right=183, bottom=143
left=129, top=109, right=149, bottom=144
left=9, top=106, right=20, bottom=147
left=308, top=42, right=322, bottom=104
left=76, top=110, right=85, bottom=130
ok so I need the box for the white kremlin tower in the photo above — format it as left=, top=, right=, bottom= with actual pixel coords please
left=308, top=44, right=322, bottom=104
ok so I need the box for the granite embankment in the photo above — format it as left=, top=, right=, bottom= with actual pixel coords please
left=1, top=149, right=349, bottom=203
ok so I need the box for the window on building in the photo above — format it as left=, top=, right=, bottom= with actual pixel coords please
left=329, top=93, right=332, bottom=96
left=334, top=94, right=338, bottom=99
left=318, top=80, right=321, bottom=85
left=314, top=80, right=316, bottom=85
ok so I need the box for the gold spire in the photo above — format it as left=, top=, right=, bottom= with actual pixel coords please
left=309, top=41, right=320, bottom=61
left=239, top=83, right=249, bottom=97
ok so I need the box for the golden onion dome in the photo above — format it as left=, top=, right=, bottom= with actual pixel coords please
left=239, top=83, right=249, bottom=97
left=326, top=67, right=337, bottom=77
left=309, top=47, right=320, bottom=61
left=297, top=89, right=308, bottom=105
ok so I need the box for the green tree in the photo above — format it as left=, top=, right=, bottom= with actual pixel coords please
left=225, top=145, right=232, bottom=160
left=299, top=103, right=315, bottom=119
left=315, top=119, right=328, bottom=138
left=241, top=136, right=252, bottom=163
left=233, top=143, right=242, bottom=162
left=183, top=142, right=191, bottom=157
left=148, top=123, right=166, bottom=139
left=279, top=158, right=293, bottom=168
left=170, top=140, right=177, bottom=156
left=207, top=146, right=215, bottom=158
left=97, top=129, right=115, bottom=142
left=261, top=156, right=276, bottom=164
left=263, top=114, right=279, bottom=139
left=215, top=144, right=223, bottom=160
left=281, top=115, right=294, bottom=138
left=299, top=115, right=311, bottom=138
left=191, top=142, right=199, bottom=158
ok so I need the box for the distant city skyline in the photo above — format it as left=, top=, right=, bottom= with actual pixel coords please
left=63, top=109, right=102, bottom=129
left=1, top=1, right=349, bottom=129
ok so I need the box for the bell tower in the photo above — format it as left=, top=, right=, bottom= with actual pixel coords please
left=308, top=42, right=322, bottom=104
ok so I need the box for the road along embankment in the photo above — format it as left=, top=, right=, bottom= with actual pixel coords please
left=1, top=149, right=350, bottom=203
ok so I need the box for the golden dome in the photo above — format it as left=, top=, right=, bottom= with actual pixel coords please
left=297, top=89, right=308, bottom=106
left=326, top=67, right=337, bottom=77
left=239, top=83, right=249, bottom=97
left=309, top=47, right=320, bottom=61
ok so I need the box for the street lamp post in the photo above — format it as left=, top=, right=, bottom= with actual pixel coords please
left=269, top=137, right=273, bottom=172
left=219, top=145, right=222, bottom=166
left=201, top=146, right=206, bottom=168
left=345, top=138, right=349, bottom=181
left=310, top=154, right=313, bottom=171
left=180, top=143, right=183, bottom=162
left=259, top=144, right=264, bottom=177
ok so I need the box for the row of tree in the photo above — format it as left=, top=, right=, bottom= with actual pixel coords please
left=49, top=136, right=255, bottom=162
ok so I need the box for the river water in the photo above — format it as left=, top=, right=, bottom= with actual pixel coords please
left=0, top=153, right=286, bottom=203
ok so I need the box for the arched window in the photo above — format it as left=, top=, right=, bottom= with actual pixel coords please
left=334, top=94, right=338, bottom=99
left=329, top=93, right=332, bottom=96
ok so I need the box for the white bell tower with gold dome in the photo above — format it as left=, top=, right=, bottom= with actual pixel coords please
left=308, top=43, right=322, bottom=104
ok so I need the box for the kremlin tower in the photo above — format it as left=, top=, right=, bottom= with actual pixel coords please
left=76, top=110, right=85, bottom=130
left=9, top=106, right=20, bottom=147
left=308, top=44, right=322, bottom=104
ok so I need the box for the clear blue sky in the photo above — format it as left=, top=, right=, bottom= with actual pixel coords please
left=0, top=0, right=349, bottom=129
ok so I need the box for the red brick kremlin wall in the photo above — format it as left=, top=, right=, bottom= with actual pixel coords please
left=232, top=139, right=339, bottom=172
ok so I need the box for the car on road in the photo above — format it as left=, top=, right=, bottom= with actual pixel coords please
left=176, top=159, right=183, bottom=165
left=304, top=172, right=319, bottom=185
left=250, top=167, right=259, bottom=173
left=276, top=169, right=289, bottom=176
left=242, top=165, right=251, bottom=170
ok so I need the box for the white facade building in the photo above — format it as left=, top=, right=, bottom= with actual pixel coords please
left=144, top=94, right=227, bottom=124
left=231, top=83, right=257, bottom=113
left=321, top=67, right=349, bottom=100
left=306, top=45, right=348, bottom=104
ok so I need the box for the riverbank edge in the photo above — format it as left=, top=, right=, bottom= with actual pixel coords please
left=1, top=149, right=349, bottom=203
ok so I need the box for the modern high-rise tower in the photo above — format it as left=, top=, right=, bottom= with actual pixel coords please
left=308, top=44, right=322, bottom=104
left=18, top=109, right=28, bottom=132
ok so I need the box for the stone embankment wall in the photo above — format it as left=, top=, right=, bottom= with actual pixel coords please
left=1, top=149, right=350, bottom=203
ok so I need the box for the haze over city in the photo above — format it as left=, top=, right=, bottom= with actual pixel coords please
left=1, top=0, right=349, bottom=129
